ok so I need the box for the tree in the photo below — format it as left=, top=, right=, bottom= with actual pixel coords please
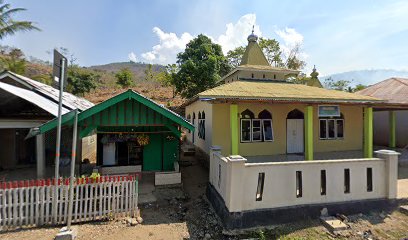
left=115, top=68, right=133, bottom=88
left=352, top=84, right=366, bottom=92
left=66, top=67, right=99, bottom=96
left=144, top=64, right=154, bottom=81
left=156, top=64, right=178, bottom=98
left=173, top=34, right=230, bottom=98
left=323, top=77, right=351, bottom=91
left=226, top=46, right=245, bottom=68
left=284, top=44, right=306, bottom=70
left=0, top=0, right=40, bottom=40
left=258, top=37, right=283, bottom=67
left=0, top=48, right=26, bottom=74
left=32, top=74, right=53, bottom=85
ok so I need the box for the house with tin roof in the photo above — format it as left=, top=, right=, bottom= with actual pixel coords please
left=0, top=71, right=95, bottom=178
left=357, top=77, right=408, bottom=148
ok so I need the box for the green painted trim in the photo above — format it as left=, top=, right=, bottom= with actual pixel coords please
left=165, top=124, right=181, bottom=138
left=80, top=125, right=96, bottom=138
left=37, top=90, right=194, bottom=134
left=39, top=110, right=76, bottom=133
left=364, top=107, right=373, bottom=158
left=304, top=105, right=314, bottom=160
left=389, top=111, right=396, bottom=148
left=230, top=104, right=238, bottom=155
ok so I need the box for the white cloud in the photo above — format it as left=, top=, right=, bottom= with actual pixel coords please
left=128, top=52, right=137, bottom=62
left=215, top=14, right=261, bottom=54
left=137, top=14, right=261, bottom=64
left=275, top=27, right=304, bottom=55
left=135, top=14, right=308, bottom=66
left=140, top=27, right=193, bottom=64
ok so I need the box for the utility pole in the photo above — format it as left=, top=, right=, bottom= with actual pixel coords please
left=52, top=49, right=67, bottom=224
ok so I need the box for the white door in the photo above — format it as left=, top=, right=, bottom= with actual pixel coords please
left=287, top=119, right=304, bottom=153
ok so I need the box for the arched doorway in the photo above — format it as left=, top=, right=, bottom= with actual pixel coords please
left=287, top=109, right=304, bottom=154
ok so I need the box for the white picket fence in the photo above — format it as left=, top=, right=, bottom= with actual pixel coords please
left=0, top=175, right=138, bottom=230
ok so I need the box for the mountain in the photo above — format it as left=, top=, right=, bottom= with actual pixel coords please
left=88, top=62, right=165, bottom=81
left=320, top=69, right=408, bottom=87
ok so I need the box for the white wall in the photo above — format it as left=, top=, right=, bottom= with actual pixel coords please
left=185, top=100, right=213, bottom=154
left=374, top=110, right=408, bottom=147
left=210, top=147, right=399, bottom=213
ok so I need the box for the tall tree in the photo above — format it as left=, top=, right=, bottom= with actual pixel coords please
left=66, top=67, right=99, bottom=96
left=323, top=77, right=351, bottom=91
left=258, top=37, right=283, bottom=67
left=115, top=68, right=133, bottom=88
left=226, top=46, right=245, bottom=68
left=173, top=34, right=230, bottom=98
left=0, top=1, right=40, bottom=40
left=156, top=64, right=178, bottom=98
left=0, top=47, right=25, bottom=74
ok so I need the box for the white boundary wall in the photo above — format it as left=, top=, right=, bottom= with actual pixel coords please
left=209, top=147, right=399, bottom=213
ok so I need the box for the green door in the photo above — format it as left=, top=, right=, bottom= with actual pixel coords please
left=163, top=134, right=179, bottom=171
left=143, top=134, right=162, bottom=171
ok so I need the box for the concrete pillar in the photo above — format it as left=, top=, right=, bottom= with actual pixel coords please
left=36, top=134, right=46, bottom=178
left=226, top=155, right=246, bottom=212
left=389, top=111, right=396, bottom=148
left=364, top=107, right=373, bottom=158
left=230, top=104, right=239, bottom=155
left=304, top=105, right=314, bottom=160
left=375, top=150, right=400, bottom=199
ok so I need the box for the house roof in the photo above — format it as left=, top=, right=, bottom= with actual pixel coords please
left=198, top=80, right=382, bottom=104
left=34, top=89, right=194, bottom=137
left=356, top=78, right=408, bottom=104
left=0, top=81, right=70, bottom=116
left=0, top=71, right=94, bottom=111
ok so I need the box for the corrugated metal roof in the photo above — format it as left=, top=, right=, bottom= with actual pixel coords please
left=356, top=78, right=408, bottom=104
left=0, top=81, right=70, bottom=116
left=0, top=71, right=94, bottom=111
left=199, top=80, right=382, bottom=103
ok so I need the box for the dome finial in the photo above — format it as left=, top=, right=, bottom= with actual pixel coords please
left=247, top=25, right=258, bottom=42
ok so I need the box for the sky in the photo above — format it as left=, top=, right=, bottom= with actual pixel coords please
left=3, top=0, right=408, bottom=76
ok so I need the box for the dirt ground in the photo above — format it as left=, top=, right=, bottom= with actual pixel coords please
left=1, top=156, right=408, bottom=240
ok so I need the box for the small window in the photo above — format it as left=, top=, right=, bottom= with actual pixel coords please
left=251, top=73, right=254, bottom=78
left=273, top=74, right=276, bottom=79
left=241, top=119, right=251, bottom=142
left=367, top=168, right=373, bottom=192
left=263, top=74, right=265, bottom=78
left=296, top=171, right=302, bottom=198
left=262, top=120, right=273, bottom=141
left=337, top=120, right=344, bottom=138
left=252, top=119, right=262, bottom=141
left=344, top=169, right=350, bottom=194
left=256, top=172, right=265, bottom=201
left=319, top=119, right=327, bottom=139
left=320, top=170, right=326, bottom=195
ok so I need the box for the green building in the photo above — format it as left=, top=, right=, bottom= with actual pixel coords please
left=34, top=89, right=194, bottom=176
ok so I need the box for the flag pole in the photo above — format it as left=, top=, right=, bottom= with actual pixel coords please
left=67, top=109, right=78, bottom=230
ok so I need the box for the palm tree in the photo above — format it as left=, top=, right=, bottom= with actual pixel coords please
left=0, top=0, right=40, bottom=40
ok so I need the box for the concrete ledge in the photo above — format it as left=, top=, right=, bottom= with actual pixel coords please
left=206, top=183, right=398, bottom=229
left=99, top=165, right=142, bottom=175
left=155, top=172, right=181, bottom=186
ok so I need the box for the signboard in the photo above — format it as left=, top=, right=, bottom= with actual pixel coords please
left=52, top=49, right=67, bottom=89
left=318, top=105, right=340, bottom=117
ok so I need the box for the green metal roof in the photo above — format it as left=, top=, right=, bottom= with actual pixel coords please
left=34, top=90, right=194, bottom=137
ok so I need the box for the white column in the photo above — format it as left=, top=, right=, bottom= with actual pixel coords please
left=226, top=155, right=247, bottom=212
left=36, top=134, right=46, bottom=178
left=375, top=150, right=400, bottom=199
